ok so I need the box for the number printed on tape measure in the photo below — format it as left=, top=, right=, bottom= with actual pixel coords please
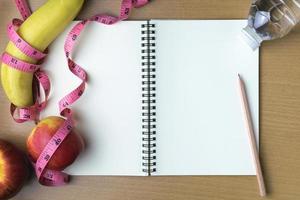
left=7, top=20, right=47, bottom=60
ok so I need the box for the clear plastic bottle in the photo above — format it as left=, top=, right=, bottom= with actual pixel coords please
left=242, top=0, right=300, bottom=50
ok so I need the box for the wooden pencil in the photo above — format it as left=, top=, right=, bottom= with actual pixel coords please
left=238, top=74, right=266, bottom=197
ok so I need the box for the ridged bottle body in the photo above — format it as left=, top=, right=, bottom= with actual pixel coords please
left=242, top=0, right=300, bottom=49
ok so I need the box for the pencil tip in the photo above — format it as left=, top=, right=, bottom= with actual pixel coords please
left=238, top=73, right=241, bottom=79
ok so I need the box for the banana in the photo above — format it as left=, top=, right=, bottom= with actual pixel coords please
left=1, top=0, right=84, bottom=107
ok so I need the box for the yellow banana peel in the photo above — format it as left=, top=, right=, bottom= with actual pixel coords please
left=1, top=0, right=84, bottom=107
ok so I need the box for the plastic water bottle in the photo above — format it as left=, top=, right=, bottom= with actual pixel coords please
left=242, top=0, right=300, bottom=50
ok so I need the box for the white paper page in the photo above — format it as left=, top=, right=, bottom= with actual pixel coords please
left=42, top=21, right=145, bottom=175
left=153, top=20, right=259, bottom=175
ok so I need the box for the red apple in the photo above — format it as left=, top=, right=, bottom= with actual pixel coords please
left=0, top=139, right=30, bottom=200
left=27, top=116, right=84, bottom=171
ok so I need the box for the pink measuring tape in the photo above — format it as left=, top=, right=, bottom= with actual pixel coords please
left=2, top=0, right=149, bottom=186
left=2, top=16, right=50, bottom=123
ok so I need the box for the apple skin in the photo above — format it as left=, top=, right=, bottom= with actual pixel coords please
left=0, top=139, right=30, bottom=200
left=27, top=116, right=84, bottom=171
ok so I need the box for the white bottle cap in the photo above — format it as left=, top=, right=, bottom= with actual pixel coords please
left=240, top=26, right=262, bottom=51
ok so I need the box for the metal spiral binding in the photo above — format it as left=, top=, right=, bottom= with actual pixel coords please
left=141, top=20, right=156, bottom=175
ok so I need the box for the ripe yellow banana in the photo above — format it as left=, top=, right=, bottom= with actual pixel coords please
left=1, top=0, right=84, bottom=107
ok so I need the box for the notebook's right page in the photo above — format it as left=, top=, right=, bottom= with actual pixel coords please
left=153, top=20, right=259, bottom=175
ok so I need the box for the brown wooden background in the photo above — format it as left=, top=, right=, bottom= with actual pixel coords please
left=0, top=0, right=300, bottom=199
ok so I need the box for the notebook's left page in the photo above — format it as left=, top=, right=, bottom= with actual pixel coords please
left=42, top=21, right=145, bottom=176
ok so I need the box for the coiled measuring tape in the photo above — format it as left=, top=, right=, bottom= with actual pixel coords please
left=2, top=0, right=149, bottom=186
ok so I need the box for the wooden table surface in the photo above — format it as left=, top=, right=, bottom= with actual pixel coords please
left=1, top=0, right=300, bottom=199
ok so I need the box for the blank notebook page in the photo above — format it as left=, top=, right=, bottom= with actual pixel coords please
left=42, top=21, right=144, bottom=175
left=42, top=20, right=259, bottom=176
left=153, top=20, right=259, bottom=175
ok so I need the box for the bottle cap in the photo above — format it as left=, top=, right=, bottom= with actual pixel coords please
left=240, top=26, right=262, bottom=51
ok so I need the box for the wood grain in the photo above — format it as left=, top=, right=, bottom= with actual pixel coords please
left=0, top=0, right=299, bottom=200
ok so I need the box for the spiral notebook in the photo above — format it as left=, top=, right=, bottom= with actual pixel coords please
left=42, top=20, right=259, bottom=176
